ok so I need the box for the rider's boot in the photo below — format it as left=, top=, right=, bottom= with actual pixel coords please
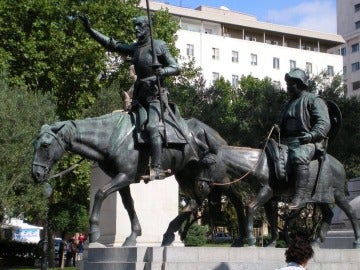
left=288, top=165, right=311, bottom=210
left=150, top=135, right=165, bottom=180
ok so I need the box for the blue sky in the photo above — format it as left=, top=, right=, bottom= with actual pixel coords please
left=155, top=0, right=337, bottom=34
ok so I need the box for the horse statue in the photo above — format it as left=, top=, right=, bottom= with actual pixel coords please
left=195, top=144, right=360, bottom=248
left=32, top=110, right=246, bottom=246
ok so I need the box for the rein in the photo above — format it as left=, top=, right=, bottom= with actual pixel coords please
left=33, top=130, right=85, bottom=180
left=211, top=125, right=277, bottom=186
left=49, top=158, right=85, bottom=179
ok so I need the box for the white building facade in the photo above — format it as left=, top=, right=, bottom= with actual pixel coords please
left=142, top=1, right=344, bottom=89
left=333, top=0, right=360, bottom=96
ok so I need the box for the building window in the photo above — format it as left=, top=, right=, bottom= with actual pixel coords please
left=306, top=62, right=313, bottom=74
left=340, top=47, right=346, bottom=56
left=251, top=54, right=257, bottom=65
left=352, top=62, right=360, bottom=72
left=212, top=72, right=220, bottom=84
left=273, top=57, right=280, bottom=69
left=343, top=66, right=347, bottom=76
left=186, top=44, right=194, bottom=57
left=205, top=28, right=213, bottom=34
left=212, top=48, right=219, bottom=60
left=351, top=43, right=359, bottom=53
left=290, top=60, right=296, bottom=69
left=232, top=75, right=239, bottom=88
left=353, top=81, right=360, bottom=91
left=356, top=21, right=360, bottom=29
left=232, top=51, right=239, bottom=63
left=356, top=3, right=360, bottom=12
left=327, top=65, right=334, bottom=76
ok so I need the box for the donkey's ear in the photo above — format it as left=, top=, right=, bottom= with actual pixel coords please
left=51, top=123, right=65, bottom=133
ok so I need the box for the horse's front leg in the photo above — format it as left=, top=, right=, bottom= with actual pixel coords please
left=225, top=186, right=246, bottom=247
left=246, top=184, right=273, bottom=246
left=89, top=173, right=131, bottom=243
left=119, top=186, right=141, bottom=247
left=161, top=199, right=199, bottom=246
left=263, top=201, right=278, bottom=247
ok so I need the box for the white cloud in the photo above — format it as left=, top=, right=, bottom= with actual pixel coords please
left=264, top=0, right=336, bottom=34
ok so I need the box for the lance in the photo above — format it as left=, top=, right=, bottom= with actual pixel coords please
left=144, top=0, right=198, bottom=157
left=145, top=0, right=168, bottom=146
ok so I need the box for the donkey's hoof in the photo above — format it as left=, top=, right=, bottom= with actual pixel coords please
left=161, top=233, right=175, bottom=246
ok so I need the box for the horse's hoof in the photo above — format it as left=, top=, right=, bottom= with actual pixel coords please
left=122, top=235, right=137, bottom=247
left=89, top=230, right=100, bottom=243
left=353, top=240, right=360, bottom=249
left=265, top=240, right=277, bottom=247
left=231, top=237, right=244, bottom=247
left=246, top=236, right=257, bottom=246
left=161, top=233, right=175, bottom=246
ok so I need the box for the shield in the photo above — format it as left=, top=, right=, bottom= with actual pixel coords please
left=327, top=100, right=342, bottom=143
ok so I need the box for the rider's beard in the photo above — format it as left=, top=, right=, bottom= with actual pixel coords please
left=287, top=86, right=302, bottom=99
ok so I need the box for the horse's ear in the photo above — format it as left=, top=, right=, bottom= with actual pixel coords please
left=191, top=133, right=210, bottom=157
left=51, top=123, right=65, bottom=133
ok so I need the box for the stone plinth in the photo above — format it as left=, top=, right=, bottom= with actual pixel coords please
left=90, top=165, right=182, bottom=247
left=79, top=246, right=360, bottom=270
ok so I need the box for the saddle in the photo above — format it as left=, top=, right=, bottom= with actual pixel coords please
left=264, top=138, right=334, bottom=204
left=131, top=102, right=189, bottom=145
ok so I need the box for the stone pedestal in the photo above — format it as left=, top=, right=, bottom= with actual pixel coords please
left=79, top=246, right=360, bottom=270
left=89, top=165, right=182, bottom=246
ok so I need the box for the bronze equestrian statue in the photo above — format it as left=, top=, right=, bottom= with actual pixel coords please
left=79, top=14, right=180, bottom=180
left=194, top=70, right=360, bottom=248
left=275, top=68, right=330, bottom=209
left=31, top=111, right=238, bottom=245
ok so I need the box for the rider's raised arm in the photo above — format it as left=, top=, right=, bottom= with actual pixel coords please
left=79, top=14, right=135, bottom=56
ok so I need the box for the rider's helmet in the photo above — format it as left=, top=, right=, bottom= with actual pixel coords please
left=285, top=68, right=308, bottom=89
left=133, top=16, right=150, bottom=26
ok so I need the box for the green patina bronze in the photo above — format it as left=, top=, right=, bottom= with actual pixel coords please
left=79, top=14, right=181, bottom=179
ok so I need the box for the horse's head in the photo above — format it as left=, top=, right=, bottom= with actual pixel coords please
left=195, top=153, right=226, bottom=199
left=31, top=123, right=66, bottom=183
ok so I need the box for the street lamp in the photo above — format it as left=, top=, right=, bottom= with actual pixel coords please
left=41, top=183, right=52, bottom=270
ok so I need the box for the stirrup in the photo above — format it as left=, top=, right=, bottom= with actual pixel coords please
left=150, top=166, right=166, bottom=180
left=288, top=200, right=306, bottom=210
left=288, top=195, right=309, bottom=210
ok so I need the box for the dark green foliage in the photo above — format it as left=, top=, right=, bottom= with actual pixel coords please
left=0, top=240, right=40, bottom=267
left=183, top=223, right=208, bottom=246
left=48, top=201, right=89, bottom=235
left=0, top=65, right=57, bottom=222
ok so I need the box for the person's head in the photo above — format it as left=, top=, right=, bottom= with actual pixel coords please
left=285, top=68, right=308, bottom=98
left=133, top=16, right=150, bottom=43
left=285, top=237, right=314, bottom=267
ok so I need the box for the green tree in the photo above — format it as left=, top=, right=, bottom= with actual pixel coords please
left=0, top=0, right=141, bottom=119
left=0, top=65, right=57, bottom=222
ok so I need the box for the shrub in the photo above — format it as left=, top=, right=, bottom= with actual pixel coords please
left=0, top=240, right=39, bottom=267
left=184, top=224, right=208, bottom=246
